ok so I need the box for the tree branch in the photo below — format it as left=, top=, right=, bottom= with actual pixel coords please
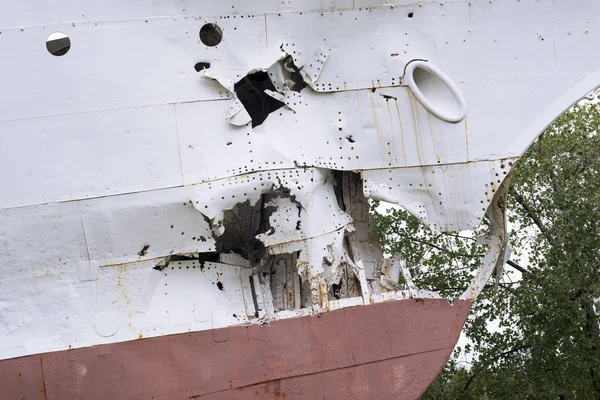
left=509, top=186, right=555, bottom=246
left=439, top=232, right=478, bottom=242
left=395, top=232, right=484, bottom=259
left=506, top=260, right=531, bottom=275
left=483, top=283, right=518, bottom=295
left=460, top=343, right=533, bottom=396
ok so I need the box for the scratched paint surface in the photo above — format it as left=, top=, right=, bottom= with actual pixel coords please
left=1, top=0, right=600, bottom=360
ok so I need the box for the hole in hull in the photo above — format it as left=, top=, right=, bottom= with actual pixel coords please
left=194, top=62, right=211, bottom=72
left=46, top=32, right=70, bottom=56
left=233, top=57, right=306, bottom=128
left=234, top=71, right=285, bottom=128
left=200, top=23, right=223, bottom=47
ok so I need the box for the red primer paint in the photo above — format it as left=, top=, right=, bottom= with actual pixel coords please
left=0, top=298, right=471, bottom=400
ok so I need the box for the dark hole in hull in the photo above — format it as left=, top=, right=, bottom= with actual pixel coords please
left=234, top=57, right=306, bottom=128
left=234, top=71, right=285, bottom=128
left=194, top=62, right=211, bottom=72
left=199, top=23, right=222, bottom=47
left=46, top=37, right=71, bottom=56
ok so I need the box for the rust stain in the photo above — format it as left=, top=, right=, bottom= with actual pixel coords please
left=276, top=362, right=293, bottom=370
left=450, top=319, right=460, bottom=335
left=116, top=264, right=129, bottom=307
left=261, top=379, right=284, bottom=399
left=39, top=356, right=47, bottom=400
left=369, top=90, right=389, bottom=165
left=318, top=282, right=328, bottom=311
left=354, top=89, right=363, bottom=125
left=394, top=99, right=408, bottom=166
left=426, top=112, right=439, bottom=163
left=407, top=91, right=425, bottom=166
left=385, top=98, right=400, bottom=167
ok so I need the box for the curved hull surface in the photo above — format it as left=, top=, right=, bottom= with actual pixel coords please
left=1, top=298, right=470, bottom=400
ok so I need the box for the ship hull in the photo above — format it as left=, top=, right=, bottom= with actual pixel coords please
left=1, top=298, right=471, bottom=400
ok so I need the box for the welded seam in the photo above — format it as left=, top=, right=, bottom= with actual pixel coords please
left=0, top=83, right=411, bottom=124
left=0, top=98, right=230, bottom=124
left=0, top=157, right=519, bottom=212
left=0, top=0, right=465, bottom=32
left=192, top=344, right=456, bottom=398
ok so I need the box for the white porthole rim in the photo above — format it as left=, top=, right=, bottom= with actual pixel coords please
left=404, top=60, right=467, bottom=123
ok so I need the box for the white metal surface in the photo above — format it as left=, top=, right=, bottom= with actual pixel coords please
left=2, top=0, right=600, bottom=360
left=0, top=259, right=253, bottom=359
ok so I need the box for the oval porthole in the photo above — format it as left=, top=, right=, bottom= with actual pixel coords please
left=199, top=23, right=223, bottom=47
left=46, top=32, right=71, bottom=56
left=404, top=60, right=467, bottom=123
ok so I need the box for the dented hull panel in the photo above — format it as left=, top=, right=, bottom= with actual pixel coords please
left=0, top=298, right=471, bottom=400
left=2, top=1, right=599, bottom=395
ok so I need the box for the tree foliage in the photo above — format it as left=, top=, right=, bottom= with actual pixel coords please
left=373, top=101, right=600, bottom=399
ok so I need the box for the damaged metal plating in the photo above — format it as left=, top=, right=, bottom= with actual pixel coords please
left=192, top=45, right=509, bottom=317
left=9, top=1, right=583, bottom=361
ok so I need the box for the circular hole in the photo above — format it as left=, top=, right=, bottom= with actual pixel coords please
left=199, top=23, right=223, bottom=47
left=406, top=61, right=466, bottom=123
left=46, top=32, right=70, bottom=56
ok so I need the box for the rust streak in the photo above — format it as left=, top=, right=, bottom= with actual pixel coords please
left=394, top=98, right=408, bottom=166
left=39, top=356, right=48, bottom=400
left=426, top=112, right=439, bottom=163
left=369, top=90, right=389, bottom=165
left=407, top=91, right=425, bottom=166
left=385, top=99, right=400, bottom=167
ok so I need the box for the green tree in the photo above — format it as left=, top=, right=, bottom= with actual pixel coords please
left=373, top=101, right=600, bottom=399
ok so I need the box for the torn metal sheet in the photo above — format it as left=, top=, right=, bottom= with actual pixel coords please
left=294, top=48, right=329, bottom=88
left=362, top=158, right=516, bottom=231
left=225, top=98, right=252, bottom=126
left=461, top=179, right=510, bottom=301
left=81, top=186, right=216, bottom=267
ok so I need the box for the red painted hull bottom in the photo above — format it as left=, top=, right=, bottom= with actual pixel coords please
left=2, top=298, right=471, bottom=400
